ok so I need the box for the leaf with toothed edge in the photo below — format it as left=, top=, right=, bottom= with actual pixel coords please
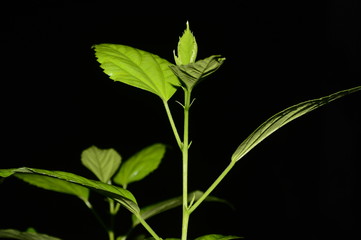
left=93, top=44, right=180, bottom=101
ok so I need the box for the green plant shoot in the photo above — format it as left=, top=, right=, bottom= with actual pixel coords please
left=0, top=22, right=360, bottom=240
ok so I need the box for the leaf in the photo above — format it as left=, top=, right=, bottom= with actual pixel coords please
left=81, top=146, right=121, bottom=183
left=15, top=173, right=89, bottom=202
left=131, top=190, right=230, bottom=227
left=169, top=55, right=225, bottom=90
left=0, top=167, right=139, bottom=214
left=0, top=229, right=61, bottom=240
left=194, top=234, right=243, bottom=240
left=173, top=21, right=198, bottom=65
left=93, top=44, right=180, bottom=101
left=232, top=85, right=361, bottom=163
left=113, top=143, right=166, bottom=188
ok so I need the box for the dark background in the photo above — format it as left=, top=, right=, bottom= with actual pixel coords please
left=1, top=1, right=360, bottom=240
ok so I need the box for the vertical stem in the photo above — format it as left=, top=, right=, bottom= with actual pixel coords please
left=108, top=199, right=116, bottom=240
left=181, top=89, right=192, bottom=240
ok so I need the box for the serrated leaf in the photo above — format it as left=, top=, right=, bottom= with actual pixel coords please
left=174, top=21, right=198, bottom=65
left=93, top=44, right=179, bottom=101
left=194, top=234, right=243, bottom=240
left=81, top=146, right=121, bottom=183
left=131, top=190, right=231, bottom=227
left=169, top=55, right=225, bottom=90
left=0, top=167, right=139, bottom=214
left=113, top=143, right=165, bottom=188
left=0, top=229, right=62, bottom=240
left=232, top=85, right=361, bottom=163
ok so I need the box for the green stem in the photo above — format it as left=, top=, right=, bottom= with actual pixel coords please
left=109, top=199, right=117, bottom=240
left=181, top=89, right=192, bottom=240
left=163, top=100, right=183, bottom=149
left=189, top=161, right=235, bottom=214
left=135, top=213, right=162, bottom=240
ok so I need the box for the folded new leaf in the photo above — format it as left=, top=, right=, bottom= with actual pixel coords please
left=169, top=55, right=225, bottom=91
left=173, top=21, right=198, bottom=66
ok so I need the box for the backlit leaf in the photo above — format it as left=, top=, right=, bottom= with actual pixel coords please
left=81, top=146, right=121, bottom=183
left=232, top=86, right=361, bottom=163
left=113, top=143, right=165, bottom=188
left=93, top=44, right=179, bottom=101
left=15, top=173, right=89, bottom=202
left=173, top=21, right=198, bottom=65
left=194, top=234, right=243, bottom=240
left=0, top=229, right=61, bottom=240
left=0, top=167, right=139, bottom=214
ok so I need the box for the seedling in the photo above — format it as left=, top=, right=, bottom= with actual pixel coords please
left=1, top=22, right=360, bottom=240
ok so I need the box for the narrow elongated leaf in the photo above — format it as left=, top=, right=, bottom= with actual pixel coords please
left=93, top=44, right=179, bottom=101
left=131, top=190, right=231, bottom=227
left=15, top=173, right=89, bottom=202
left=0, top=167, right=139, bottom=214
left=232, top=86, right=361, bottom=163
left=81, top=146, right=121, bottom=183
left=173, top=21, right=198, bottom=65
left=0, top=229, right=61, bottom=240
left=194, top=234, right=243, bottom=240
left=169, top=55, right=225, bottom=90
left=113, top=143, right=166, bottom=187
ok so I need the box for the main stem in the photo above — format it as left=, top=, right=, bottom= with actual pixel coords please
left=181, top=89, right=192, bottom=240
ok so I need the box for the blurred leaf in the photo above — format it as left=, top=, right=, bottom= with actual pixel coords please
left=0, top=229, right=61, bottom=240
left=81, top=146, right=121, bottom=183
left=194, top=234, right=242, bottom=240
left=93, top=44, right=179, bottom=101
left=0, top=167, right=139, bottom=214
left=113, top=143, right=166, bottom=188
left=232, top=85, right=361, bottom=163
left=173, top=21, right=197, bottom=65
left=169, top=55, right=225, bottom=90
left=132, top=191, right=230, bottom=227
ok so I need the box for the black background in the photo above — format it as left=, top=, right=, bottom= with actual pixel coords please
left=1, top=1, right=360, bottom=240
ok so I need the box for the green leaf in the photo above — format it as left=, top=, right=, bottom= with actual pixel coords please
left=232, top=86, right=361, bottom=163
left=81, top=146, right=121, bottom=183
left=169, top=55, right=225, bottom=90
left=0, top=167, right=139, bottom=214
left=14, top=173, right=89, bottom=202
left=131, top=190, right=230, bottom=227
left=93, top=44, right=180, bottom=101
left=0, top=229, right=61, bottom=240
left=194, top=234, right=243, bottom=240
left=113, top=143, right=166, bottom=188
left=173, top=21, right=198, bottom=65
